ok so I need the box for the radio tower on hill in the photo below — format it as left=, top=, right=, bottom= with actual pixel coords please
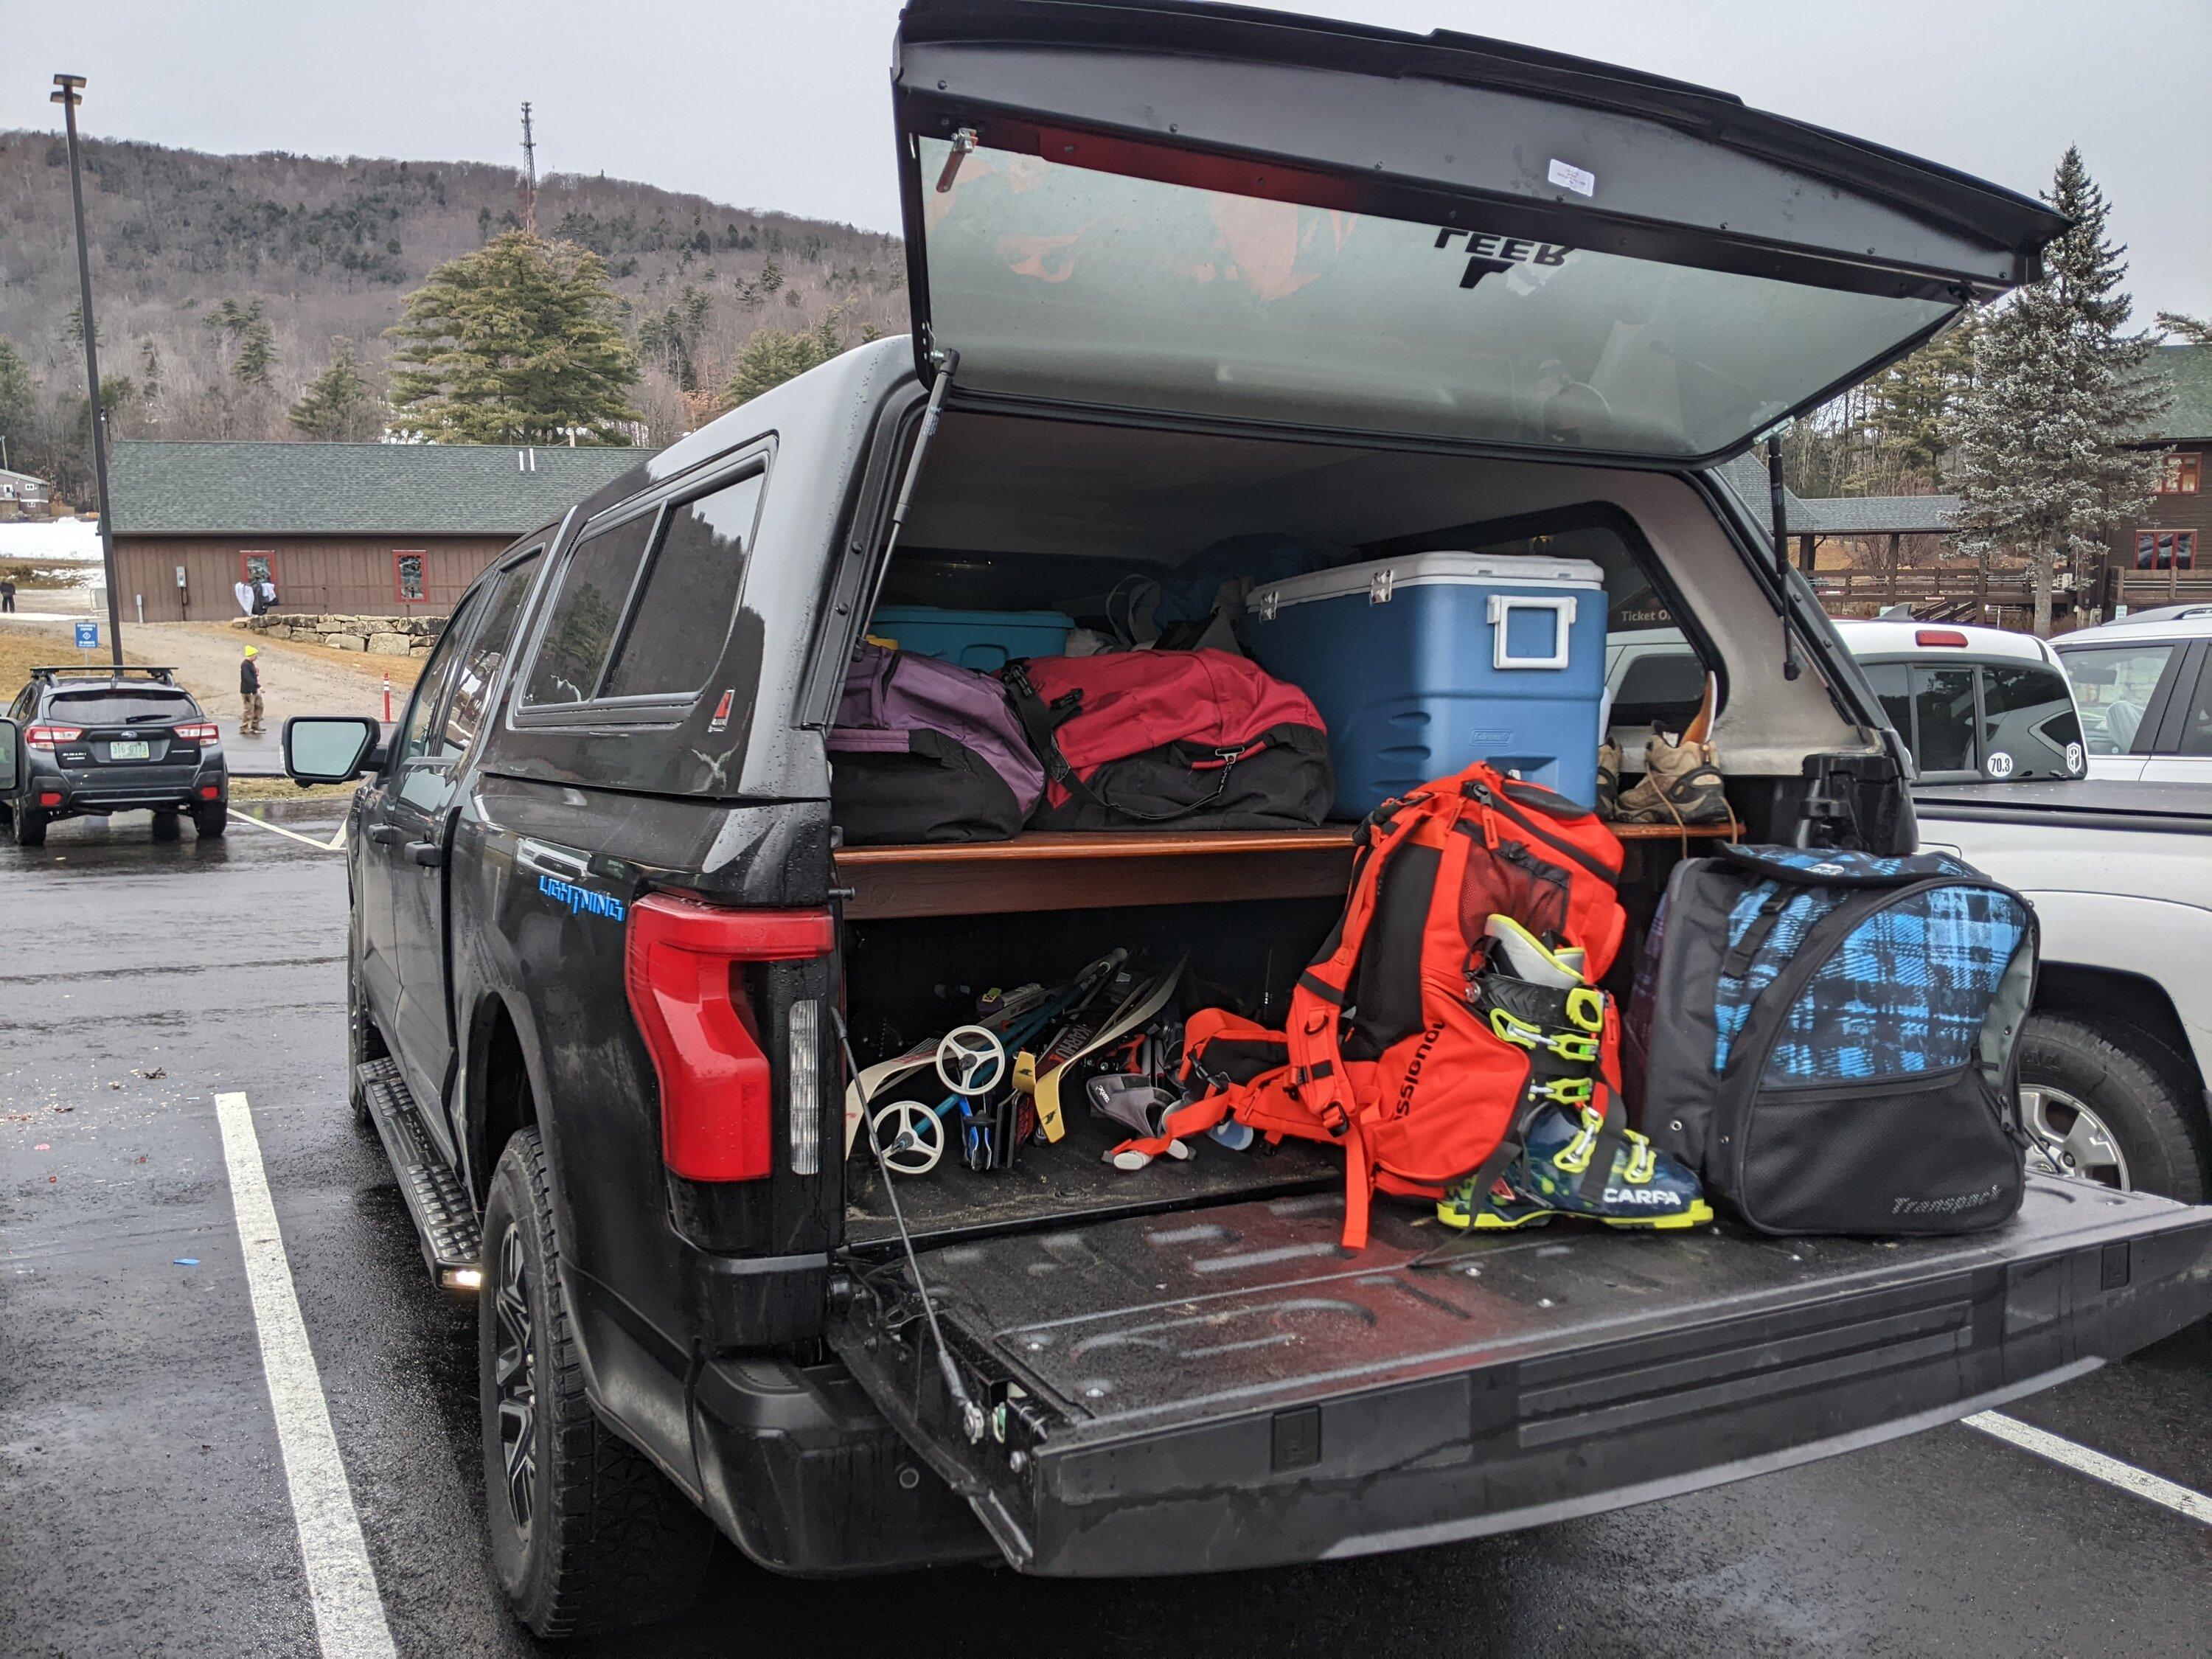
left=519, top=102, right=538, bottom=234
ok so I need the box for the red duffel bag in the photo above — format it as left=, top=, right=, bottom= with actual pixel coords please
left=1001, top=650, right=1334, bottom=830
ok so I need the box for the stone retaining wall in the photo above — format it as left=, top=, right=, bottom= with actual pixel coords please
left=233, top=612, right=445, bottom=658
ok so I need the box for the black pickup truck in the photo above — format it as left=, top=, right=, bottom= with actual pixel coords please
left=284, top=2, right=2212, bottom=1638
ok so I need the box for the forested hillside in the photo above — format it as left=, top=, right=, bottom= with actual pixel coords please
left=0, top=131, right=906, bottom=494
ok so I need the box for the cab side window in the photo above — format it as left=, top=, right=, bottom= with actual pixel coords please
left=2063, top=643, right=2174, bottom=755
left=599, top=472, right=764, bottom=700
left=522, top=512, right=658, bottom=707
left=2174, top=653, right=2212, bottom=758
left=441, top=554, right=540, bottom=753
left=395, top=601, right=474, bottom=768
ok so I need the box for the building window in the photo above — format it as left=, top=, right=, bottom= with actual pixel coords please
left=240, top=551, right=276, bottom=585
left=394, top=550, right=428, bottom=602
left=2160, top=452, right=2201, bottom=495
left=2135, top=530, right=2197, bottom=570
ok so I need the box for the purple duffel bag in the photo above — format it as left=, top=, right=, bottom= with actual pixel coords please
left=829, top=643, right=1045, bottom=844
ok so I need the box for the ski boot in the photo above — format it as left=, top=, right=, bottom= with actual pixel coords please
left=1437, top=916, right=1713, bottom=1231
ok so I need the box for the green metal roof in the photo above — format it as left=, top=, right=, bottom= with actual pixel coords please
left=110, top=440, right=658, bottom=536
left=1711, top=453, right=1956, bottom=536
left=2145, top=344, right=2212, bottom=442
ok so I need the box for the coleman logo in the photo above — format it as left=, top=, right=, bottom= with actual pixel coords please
left=1433, top=228, right=1571, bottom=291
left=1893, top=1183, right=2003, bottom=1217
left=1395, top=1022, right=1446, bottom=1119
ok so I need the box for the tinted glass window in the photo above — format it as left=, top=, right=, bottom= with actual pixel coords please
left=441, top=556, right=539, bottom=754
left=917, top=136, right=1954, bottom=459
left=523, top=513, right=658, bottom=706
left=1980, top=664, right=2081, bottom=779
left=2060, top=643, right=2174, bottom=754
left=2176, top=655, right=2212, bottom=758
left=397, top=593, right=479, bottom=769
left=396, top=552, right=426, bottom=602
left=1858, top=663, right=1913, bottom=750
left=600, top=473, right=764, bottom=700
left=1910, top=666, right=1977, bottom=772
left=49, top=689, right=197, bottom=725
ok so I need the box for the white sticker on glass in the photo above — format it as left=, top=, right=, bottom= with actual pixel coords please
left=1547, top=158, right=1596, bottom=198
left=1986, top=751, right=2015, bottom=779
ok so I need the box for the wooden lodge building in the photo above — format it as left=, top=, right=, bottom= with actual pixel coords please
left=108, top=441, right=657, bottom=622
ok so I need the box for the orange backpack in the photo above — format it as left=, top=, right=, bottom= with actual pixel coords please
left=1119, top=761, right=1629, bottom=1247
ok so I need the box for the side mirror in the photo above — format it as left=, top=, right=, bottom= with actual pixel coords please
left=0, top=718, right=15, bottom=793
left=283, top=715, right=383, bottom=785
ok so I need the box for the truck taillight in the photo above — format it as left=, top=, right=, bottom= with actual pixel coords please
left=24, top=726, right=83, bottom=751
left=173, top=722, right=219, bottom=743
left=1916, top=629, right=1969, bottom=647
left=624, top=894, right=835, bottom=1183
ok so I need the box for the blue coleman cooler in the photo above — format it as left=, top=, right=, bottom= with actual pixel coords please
left=1244, top=552, right=1607, bottom=817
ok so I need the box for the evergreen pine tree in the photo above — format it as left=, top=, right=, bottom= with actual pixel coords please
left=2157, top=312, right=2212, bottom=346
left=385, top=231, right=641, bottom=444
left=1951, top=147, right=2168, bottom=636
left=1857, top=310, right=1978, bottom=490
left=722, top=307, right=849, bottom=406
left=289, top=338, right=386, bottom=441
left=232, top=301, right=276, bottom=389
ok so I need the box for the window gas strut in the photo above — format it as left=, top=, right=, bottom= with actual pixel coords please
left=1765, top=434, right=1802, bottom=683
left=852, top=347, right=960, bottom=638
left=830, top=1006, right=987, bottom=1446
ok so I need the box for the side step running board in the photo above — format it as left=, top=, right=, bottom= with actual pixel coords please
left=356, top=1057, right=483, bottom=1288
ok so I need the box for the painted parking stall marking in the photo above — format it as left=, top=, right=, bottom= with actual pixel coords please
left=1966, top=1410, right=2212, bottom=1526
left=216, top=1091, right=400, bottom=1659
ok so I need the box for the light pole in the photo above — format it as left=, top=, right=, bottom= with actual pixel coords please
left=52, top=73, right=124, bottom=668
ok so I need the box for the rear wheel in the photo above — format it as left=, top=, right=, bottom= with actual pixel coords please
left=192, top=800, right=228, bottom=838
left=2017, top=1014, right=2206, bottom=1203
left=480, top=1128, right=713, bottom=1639
left=14, top=805, right=47, bottom=848
left=150, top=809, right=182, bottom=841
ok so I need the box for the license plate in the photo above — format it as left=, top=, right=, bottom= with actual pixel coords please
left=108, top=740, right=150, bottom=761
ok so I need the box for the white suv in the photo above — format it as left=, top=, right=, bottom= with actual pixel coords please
left=2053, top=605, right=2212, bottom=782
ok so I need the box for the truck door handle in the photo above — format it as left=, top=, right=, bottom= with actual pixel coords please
left=369, top=826, right=403, bottom=846
left=406, top=841, right=445, bottom=868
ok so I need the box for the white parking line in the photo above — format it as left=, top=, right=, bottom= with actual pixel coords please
left=1965, top=1409, right=2212, bottom=1526
left=215, top=1092, right=399, bottom=1659
left=231, top=810, right=348, bottom=852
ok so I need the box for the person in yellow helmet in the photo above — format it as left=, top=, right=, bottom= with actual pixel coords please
left=240, top=644, right=266, bottom=737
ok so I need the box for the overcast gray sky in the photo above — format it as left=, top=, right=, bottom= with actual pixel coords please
left=10, top=0, right=2208, bottom=319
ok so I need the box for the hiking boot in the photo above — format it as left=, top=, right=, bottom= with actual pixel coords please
left=1596, top=737, right=1622, bottom=819
left=1612, top=726, right=1731, bottom=828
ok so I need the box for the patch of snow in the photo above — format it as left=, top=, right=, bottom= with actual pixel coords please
left=0, top=518, right=104, bottom=566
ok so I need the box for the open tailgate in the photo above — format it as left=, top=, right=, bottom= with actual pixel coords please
left=831, top=1178, right=2212, bottom=1574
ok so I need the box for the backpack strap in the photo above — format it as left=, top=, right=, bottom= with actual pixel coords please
left=1282, top=795, right=1433, bottom=1133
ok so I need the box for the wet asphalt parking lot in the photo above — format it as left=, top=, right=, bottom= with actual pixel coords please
left=3, top=805, right=2210, bottom=1659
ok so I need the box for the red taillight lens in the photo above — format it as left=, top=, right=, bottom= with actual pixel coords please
left=198, top=785, right=221, bottom=800
left=24, top=725, right=83, bottom=751
left=624, top=894, right=835, bottom=1183
left=38, top=791, right=63, bottom=807
left=1916, top=629, right=1969, bottom=648
left=174, top=722, right=219, bottom=743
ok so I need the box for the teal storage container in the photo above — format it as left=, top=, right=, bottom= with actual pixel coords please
left=872, top=605, right=1074, bottom=672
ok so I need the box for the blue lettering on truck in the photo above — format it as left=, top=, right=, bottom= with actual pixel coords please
left=538, top=874, right=626, bottom=922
